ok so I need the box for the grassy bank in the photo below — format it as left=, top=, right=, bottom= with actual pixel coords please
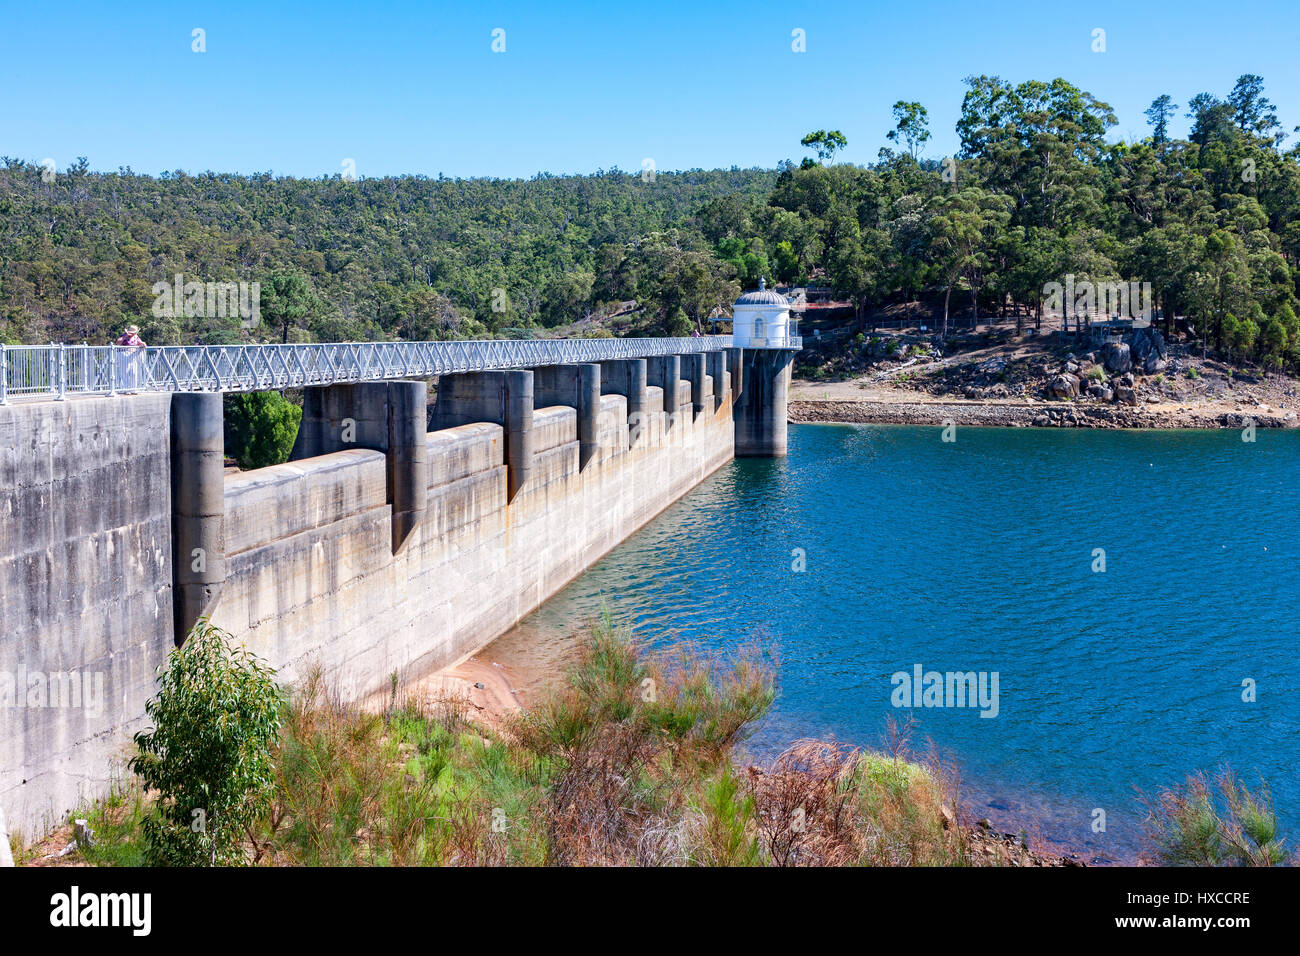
left=46, top=621, right=987, bottom=867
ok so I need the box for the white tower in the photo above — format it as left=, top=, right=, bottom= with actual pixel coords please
left=730, top=278, right=792, bottom=348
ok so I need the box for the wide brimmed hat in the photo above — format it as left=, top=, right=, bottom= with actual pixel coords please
left=125, top=325, right=140, bottom=334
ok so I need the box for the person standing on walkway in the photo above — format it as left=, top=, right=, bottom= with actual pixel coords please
left=114, top=325, right=146, bottom=393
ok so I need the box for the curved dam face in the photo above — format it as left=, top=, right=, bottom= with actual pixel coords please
left=0, top=348, right=792, bottom=841
left=212, top=366, right=736, bottom=706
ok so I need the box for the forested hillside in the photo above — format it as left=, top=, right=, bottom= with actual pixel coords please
left=0, top=165, right=773, bottom=344
left=745, top=75, right=1300, bottom=372
left=4, top=72, right=1299, bottom=372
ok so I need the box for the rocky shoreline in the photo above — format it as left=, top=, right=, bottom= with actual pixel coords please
left=793, top=322, right=1300, bottom=431
left=790, top=398, right=1298, bottom=430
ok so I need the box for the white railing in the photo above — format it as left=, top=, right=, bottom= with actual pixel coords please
left=0, top=337, right=743, bottom=402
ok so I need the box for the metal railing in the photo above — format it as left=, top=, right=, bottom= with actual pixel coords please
left=0, top=336, right=744, bottom=402
left=748, top=335, right=804, bottom=349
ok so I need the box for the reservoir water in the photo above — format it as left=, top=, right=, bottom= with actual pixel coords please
left=487, top=424, right=1299, bottom=862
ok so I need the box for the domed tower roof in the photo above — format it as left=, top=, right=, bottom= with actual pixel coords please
left=734, top=277, right=789, bottom=308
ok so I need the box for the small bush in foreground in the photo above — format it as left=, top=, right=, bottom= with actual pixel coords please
left=1141, top=768, right=1289, bottom=866
left=79, top=618, right=996, bottom=866
left=130, top=620, right=282, bottom=866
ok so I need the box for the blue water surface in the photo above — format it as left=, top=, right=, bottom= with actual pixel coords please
left=495, top=424, right=1300, bottom=862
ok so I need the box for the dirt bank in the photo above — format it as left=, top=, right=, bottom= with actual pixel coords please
left=790, top=397, right=1298, bottom=429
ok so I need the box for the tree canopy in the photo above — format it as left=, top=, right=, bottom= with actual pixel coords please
left=3, top=73, right=1298, bottom=371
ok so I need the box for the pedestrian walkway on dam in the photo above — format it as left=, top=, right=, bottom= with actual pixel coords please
left=0, top=335, right=798, bottom=402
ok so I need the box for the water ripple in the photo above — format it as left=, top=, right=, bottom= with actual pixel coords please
left=489, top=424, right=1300, bottom=861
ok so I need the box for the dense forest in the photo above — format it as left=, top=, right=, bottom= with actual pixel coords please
left=3, top=73, right=1299, bottom=370
left=0, top=165, right=773, bottom=344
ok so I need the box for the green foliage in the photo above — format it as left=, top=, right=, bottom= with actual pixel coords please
left=0, top=164, right=773, bottom=344
left=260, top=270, right=325, bottom=343
left=1143, top=769, right=1289, bottom=866
left=5, top=73, right=1298, bottom=377
left=800, top=129, right=848, bottom=164
left=886, top=101, right=931, bottom=160
left=129, top=620, right=282, bottom=866
left=72, top=784, right=149, bottom=867
left=223, top=391, right=302, bottom=470
left=693, top=768, right=761, bottom=866
left=666, top=306, right=692, bottom=337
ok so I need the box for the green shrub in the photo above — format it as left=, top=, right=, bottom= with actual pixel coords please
left=223, top=391, right=302, bottom=470
left=1142, top=769, right=1289, bottom=866
left=130, top=620, right=282, bottom=866
left=692, top=767, right=761, bottom=866
left=666, top=307, right=692, bottom=337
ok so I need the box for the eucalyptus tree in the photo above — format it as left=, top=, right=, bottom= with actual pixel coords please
left=1144, top=95, right=1178, bottom=147
left=886, top=101, right=932, bottom=161
left=800, top=130, right=848, bottom=165
left=929, top=186, right=1013, bottom=334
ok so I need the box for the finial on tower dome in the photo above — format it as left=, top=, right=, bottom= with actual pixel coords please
left=759, top=277, right=766, bottom=290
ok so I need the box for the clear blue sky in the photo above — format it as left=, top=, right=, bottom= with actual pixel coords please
left=3, top=0, right=1298, bottom=180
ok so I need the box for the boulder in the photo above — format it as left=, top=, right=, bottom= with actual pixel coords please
left=1127, top=326, right=1168, bottom=365
left=1144, top=353, right=1168, bottom=374
left=1115, top=385, right=1139, bottom=406
left=1101, top=342, right=1132, bottom=373
left=1087, top=383, right=1114, bottom=401
left=1048, top=373, right=1080, bottom=400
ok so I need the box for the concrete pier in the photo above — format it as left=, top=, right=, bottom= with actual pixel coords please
left=431, top=369, right=535, bottom=500
left=682, top=354, right=706, bottom=420
left=600, top=359, right=647, bottom=447
left=706, top=350, right=727, bottom=411
left=727, top=347, right=744, bottom=402
left=291, top=381, right=428, bottom=551
left=171, top=392, right=225, bottom=642
left=734, top=348, right=794, bottom=457
left=646, top=355, right=681, bottom=428
left=386, top=381, right=429, bottom=552
left=534, top=364, right=601, bottom=469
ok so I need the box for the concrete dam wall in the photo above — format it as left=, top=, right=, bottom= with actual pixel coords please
left=0, top=394, right=176, bottom=847
left=211, top=372, right=735, bottom=703
left=0, top=348, right=790, bottom=841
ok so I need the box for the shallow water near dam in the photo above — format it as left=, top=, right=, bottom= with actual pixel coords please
left=487, top=423, right=1300, bottom=863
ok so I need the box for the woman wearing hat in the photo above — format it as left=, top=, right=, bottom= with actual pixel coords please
left=114, top=325, right=146, bottom=393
